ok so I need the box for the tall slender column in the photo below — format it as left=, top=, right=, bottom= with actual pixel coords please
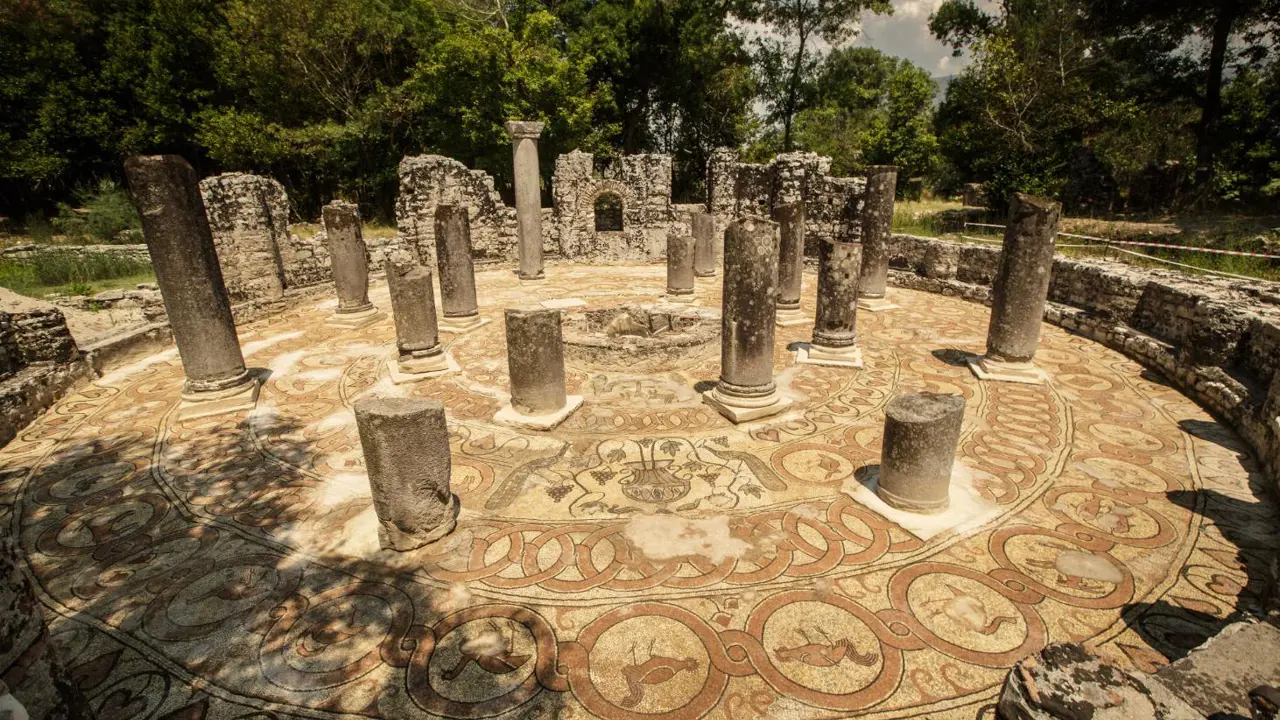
left=354, top=397, right=459, bottom=550
left=324, top=200, right=383, bottom=328
left=666, top=230, right=696, bottom=301
left=775, top=202, right=808, bottom=326
left=434, top=204, right=490, bottom=333
left=703, top=215, right=792, bottom=423
left=495, top=307, right=582, bottom=430
left=857, top=165, right=900, bottom=312
left=505, top=120, right=546, bottom=280
left=968, top=193, right=1061, bottom=384
left=797, top=238, right=864, bottom=367
left=384, top=260, right=455, bottom=383
left=124, top=154, right=260, bottom=419
left=692, top=209, right=717, bottom=277
left=876, top=392, right=966, bottom=513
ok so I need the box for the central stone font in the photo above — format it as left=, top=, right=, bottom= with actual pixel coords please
left=562, top=304, right=719, bottom=372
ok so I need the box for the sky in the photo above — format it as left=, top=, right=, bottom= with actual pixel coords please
left=850, top=0, right=973, bottom=78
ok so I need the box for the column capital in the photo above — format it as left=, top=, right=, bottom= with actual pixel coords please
left=505, top=120, right=545, bottom=140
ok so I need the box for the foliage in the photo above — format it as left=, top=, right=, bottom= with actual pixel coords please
left=0, top=250, right=153, bottom=296
left=789, top=48, right=940, bottom=186
left=50, top=180, right=142, bottom=244
left=744, top=0, right=891, bottom=151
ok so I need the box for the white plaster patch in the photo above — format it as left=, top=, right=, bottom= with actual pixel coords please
left=242, top=331, right=305, bottom=358
left=431, top=582, right=474, bottom=614
left=321, top=473, right=372, bottom=506
left=96, top=347, right=180, bottom=387
left=308, top=409, right=356, bottom=435
left=296, top=367, right=344, bottom=382
left=539, top=297, right=588, bottom=309
left=844, top=463, right=1000, bottom=541
left=268, top=350, right=307, bottom=378
left=623, top=514, right=750, bottom=564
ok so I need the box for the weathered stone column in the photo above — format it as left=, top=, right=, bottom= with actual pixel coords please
left=434, top=204, right=490, bottom=334
left=797, top=238, right=863, bottom=367
left=876, top=392, right=965, bottom=513
left=704, top=216, right=791, bottom=423
left=505, top=120, right=546, bottom=280
left=692, top=209, right=717, bottom=277
left=496, top=307, right=582, bottom=429
left=968, top=193, right=1061, bottom=384
left=124, top=154, right=260, bottom=419
left=775, top=202, right=808, bottom=326
left=384, top=260, right=455, bottom=383
left=324, top=200, right=383, bottom=328
left=354, top=397, right=459, bottom=551
left=666, top=230, right=696, bottom=301
left=857, top=165, right=900, bottom=312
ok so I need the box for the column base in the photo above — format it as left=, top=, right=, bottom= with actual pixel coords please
left=663, top=291, right=697, bottom=303
left=388, top=350, right=459, bottom=385
left=775, top=306, right=810, bottom=327
left=327, top=307, right=385, bottom=328
left=494, top=395, right=584, bottom=431
left=438, top=316, right=492, bottom=335
left=377, top=493, right=460, bottom=552
left=856, top=296, right=899, bottom=312
left=517, top=271, right=546, bottom=282
left=694, top=269, right=716, bottom=278
left=967, top=355, right=1048, bottom=385
left=702, top=386, right=792, bottom=423
left=876, top=482, right=950, bottom=515
left=177, top=375, right=262, bottom=420
left=795, top=343, right=863, bottom=368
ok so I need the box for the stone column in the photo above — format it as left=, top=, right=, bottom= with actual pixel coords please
left=666, top=230, right=696, bottom=301
left=354, top=397, right=459, bottom=551
left=434, top=204, right=490, bottom=334
left=797, top=238, right=863, bottom=367
left=703, top=216, right=791, bottom=423
left=324, top=200, right=383, bottom=328
left=124, top=154, right=260, bottom=419
left=968, top=193, right=1061, bottom=385
left=496, top=307, right=582, bottom=429
left=692, top=209, right=717, bottom=277
left=505, top=120, right=546, bottom=280
left=384, top=260, right=455, bottom=383
left=876, top=392, right=966, bottom=513
left=775, top=202, right=808, bottom=326
left=857, top=165, right=900, bottom=312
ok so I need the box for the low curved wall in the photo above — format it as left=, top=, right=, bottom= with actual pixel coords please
left=886, top=233, right=1280, bottom=494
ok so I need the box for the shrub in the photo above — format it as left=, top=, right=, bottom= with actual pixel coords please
left=50, top=180, right=142, bottom=244
left=0, top=250, right=153, bottom=295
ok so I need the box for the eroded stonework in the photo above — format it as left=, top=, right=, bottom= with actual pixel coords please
left=552, top=150, right=675, bottom=261
left=396, top=155, right=518, bottom=266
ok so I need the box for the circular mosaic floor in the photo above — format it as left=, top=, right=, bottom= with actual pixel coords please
left=2, top=264, right=1277, bottom=720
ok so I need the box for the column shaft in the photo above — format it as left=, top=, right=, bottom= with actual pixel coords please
left=384, top=260, right=442, bottom=358
left=986, top=193, right=1061, bottom=362
left=506, top=121, right=545, bottom=280
left=857, top=166, right=899, bottom=299
left=813, top=240, right=862, bottom=349
left=324, top=201, right=373, bottom=314
left=718, top=216, right=780, bottom=397
left=505, top=307, right=567, bottom=415
left=877, top=392, right=966, bottom=513
left=124, top=154, right=249, bottom=394
left=434, top=204, right=480, bottom=321
left=354, top=397, right=458, bottom=550
left=692, top=210, right=716, bottom=277
left=666, top=232, right=696, bottom=297
left=776, top=202, right=806, bottom=311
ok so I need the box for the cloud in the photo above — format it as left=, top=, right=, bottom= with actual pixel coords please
left=852, top=0, right=995, bottom=77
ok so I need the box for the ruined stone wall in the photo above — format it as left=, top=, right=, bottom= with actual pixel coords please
left=885, top=233, right=1280, bottom=495
left=551, top=150, right=674, bottom=262
left=199, top=173, right=290, bottom=302
left=706, top=148, right=865, bottom=254
left=0, top=293, right=90, bottom=448
left=396, top=155, right=517, bottom=266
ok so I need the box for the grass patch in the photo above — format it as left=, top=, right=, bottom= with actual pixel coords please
left=0, top=251, right=155, bottom=297
left=893, top=199, right=964, bottom=237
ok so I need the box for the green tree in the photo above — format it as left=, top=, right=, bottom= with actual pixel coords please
left=744, top=0, right=891, bottom=151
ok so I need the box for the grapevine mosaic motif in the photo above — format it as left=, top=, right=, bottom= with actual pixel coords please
left=1, top=264, right=1276, bottom=719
